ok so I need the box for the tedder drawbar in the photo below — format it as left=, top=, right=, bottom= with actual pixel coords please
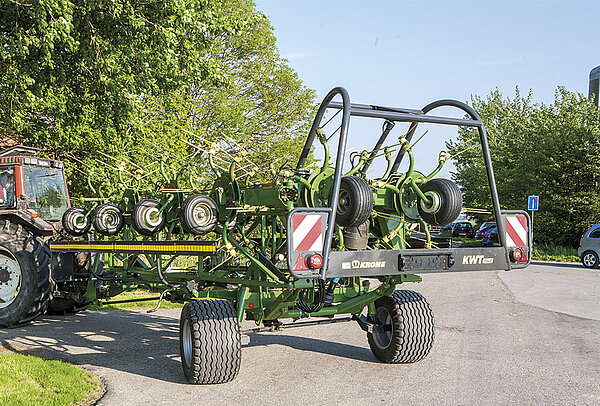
left=4, top=87, right=531, bottom=384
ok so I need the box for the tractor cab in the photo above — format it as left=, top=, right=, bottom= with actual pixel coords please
left=0, top=146, right=69, bottom=233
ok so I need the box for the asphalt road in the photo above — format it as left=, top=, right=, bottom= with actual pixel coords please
left=1, top=262, right=599, bottom=406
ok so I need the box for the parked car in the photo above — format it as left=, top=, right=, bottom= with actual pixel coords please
left=578, top=224, right=600, bottom=268
left=439, top=223, right=455, bottom=233
left=475, top=222, right=496, bottom=240
left=482, top=226, right=499, bottom=246
left=452, top=222, right=474, bottom=238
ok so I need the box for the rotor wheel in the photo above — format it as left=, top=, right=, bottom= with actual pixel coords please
left=0, top=220, right=51, bottom=328
left=417, top=178, right=462, bottom=226
left=179, top=195, right=218, bottom=235
left=179, top=299, right=241, bottom=384
left=93, top=204, right=124, bottom=236
left=131, top=199, right=166, bottom=235
left=62, top=207, right=92, bottom=236
left=368, top=290, right=435, bottom=363
left=335, top=176, right=373, bottom=227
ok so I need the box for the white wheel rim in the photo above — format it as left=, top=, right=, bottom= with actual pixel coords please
left=71, top=212, right=88, bottom=231
left=182, top=318, right=192, bottom=367
left=191, top=202, right=213, bottom=227
left=0, top=253, right=21, bottom=309
left=101, top=209, right=121, bottom=231
left=420, top=191, right=441, bottom=214
left=584, top=253, right=596, bottom=267
left=143, top=207, right=163, bottom=228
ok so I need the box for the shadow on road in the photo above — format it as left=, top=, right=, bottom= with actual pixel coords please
left=0, top=309, right=378, bottom=383
left=246, top=331, right=377, bottom=363
left=0, top=310, right=186, bottom=384
left=530, top=261, right=583, bottom=269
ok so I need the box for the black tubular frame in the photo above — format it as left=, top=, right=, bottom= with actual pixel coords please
left=297, top=87, right=512, bottom=277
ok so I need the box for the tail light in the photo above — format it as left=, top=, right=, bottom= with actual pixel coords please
left=510, top=247, right=527, bottom=262
left=307, top=254, right=323, bottom=269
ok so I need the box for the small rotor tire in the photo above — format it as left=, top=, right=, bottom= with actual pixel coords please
left=179, top=299, right=241, bottom=384
left=93, top=204, right=124, bottom=236
left=368, top=290, right=435, bottom=364
left=62, top=207, right=92, bottom=236
left=131, top=199, right=166, bottom=235
left=335, top=176, right=373, bottom=227
left=0, top=220, right=52, bottom=328
left=179, top=195, right=218, bottom=235
left=417, top=178, right=462, bottom=227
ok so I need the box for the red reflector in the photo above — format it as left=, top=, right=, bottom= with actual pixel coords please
left=248, top=302, right=254, bottom=309
left=307, top=254, right=323, bottom=269
left=510, top=248, right=527, bottom=262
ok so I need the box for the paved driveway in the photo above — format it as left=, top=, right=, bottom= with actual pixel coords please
left=1, top=263, right=599, bottom=405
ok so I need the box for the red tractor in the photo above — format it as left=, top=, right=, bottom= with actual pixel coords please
left=0, top=145, right=86, bottom=327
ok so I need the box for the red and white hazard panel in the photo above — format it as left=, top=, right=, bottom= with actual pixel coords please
left=504, top=215, right=528, bottom=247
left=288, top=211, right=328, bottom=278
left=292, top=214, right=324, bottom=252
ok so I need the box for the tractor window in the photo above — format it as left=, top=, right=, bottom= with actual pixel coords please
left=23, top=166, right=69, bottom=221
left=0, top=166, right=16, bottom=208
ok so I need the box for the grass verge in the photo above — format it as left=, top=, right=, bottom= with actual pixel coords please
left=89, top=290, right=184, bottom=311
left=0, top=353, right=104, bottom=406
left=531, top=243, right=579, bottom=263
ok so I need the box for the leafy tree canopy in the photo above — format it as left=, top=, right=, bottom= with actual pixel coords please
left=0, top=0, right=315, bottom=196
left=451, top=87, right=600, bottom=247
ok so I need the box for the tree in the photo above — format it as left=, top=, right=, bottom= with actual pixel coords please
left=0, top=0, right=315, bottom=196
left=451, top=87, right=600, bottom=248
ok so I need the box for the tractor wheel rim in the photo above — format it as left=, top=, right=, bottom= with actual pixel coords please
left=584, top=253, right=596, bottom=267
left=372, top=307, right=393, bottom=349
left=182, top=318, right=192, bottom=367
left=0, top=253, right=21, bottom=309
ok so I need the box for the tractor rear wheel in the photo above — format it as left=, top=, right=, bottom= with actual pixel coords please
left=179, top=299, right=241, bottom=384
left=0, top=220, right=52, bottom=328
left=367, top=290, right=434, bottom=363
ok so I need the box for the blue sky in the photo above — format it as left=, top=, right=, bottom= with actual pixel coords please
left=255, top=0, right=600, bottom=177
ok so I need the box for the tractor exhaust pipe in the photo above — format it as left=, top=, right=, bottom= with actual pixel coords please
left=589, top=65, right=600, bottom=106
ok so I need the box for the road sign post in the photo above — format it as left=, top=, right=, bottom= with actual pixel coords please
left=527, top=196, right=539, bottom=251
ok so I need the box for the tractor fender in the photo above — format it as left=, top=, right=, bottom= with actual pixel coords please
left=0, top=210, right=55, bottom=236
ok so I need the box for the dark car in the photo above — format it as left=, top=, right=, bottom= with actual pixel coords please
left=439, top=223, right=455, bottom=233
left=452, top=222, right=474, bottom=238
left=482, top=226, right=499, bottom=246
left=475, top=222, right=496, bottom=240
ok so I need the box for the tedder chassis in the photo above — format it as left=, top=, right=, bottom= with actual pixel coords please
left=8, top=87, right=530, bottom=384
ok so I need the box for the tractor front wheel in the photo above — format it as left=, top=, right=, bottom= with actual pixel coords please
left=367, top=290, right=435, bottom=363
left=179, top=299, right=241, bottom=384
left=0, top=220, right=52, bottom=327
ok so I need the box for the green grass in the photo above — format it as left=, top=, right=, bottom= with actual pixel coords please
left=0, top=353, right=103, bottom=406
left=89, top=290, right=184, bottom=311
left=532, top=243, right=579, bottom=263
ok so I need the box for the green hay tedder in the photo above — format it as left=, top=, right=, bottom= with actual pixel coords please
left=0, top=87, right=531, bottom=384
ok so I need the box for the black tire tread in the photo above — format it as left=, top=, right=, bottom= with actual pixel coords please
left=0, top=219, right=52, bottom=328
left=368, top=289, right=434, bottom=364
left=418, top=178, right=462, bottom=226
left=336, top=176, right=374, bottom=227
left=180, top=299, right=241, bottom=384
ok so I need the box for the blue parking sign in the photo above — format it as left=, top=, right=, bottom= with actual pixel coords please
left=528, top=195, right=539, bottom=211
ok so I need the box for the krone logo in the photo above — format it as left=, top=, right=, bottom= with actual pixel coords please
left=351, top=260, right=387, bottom=269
